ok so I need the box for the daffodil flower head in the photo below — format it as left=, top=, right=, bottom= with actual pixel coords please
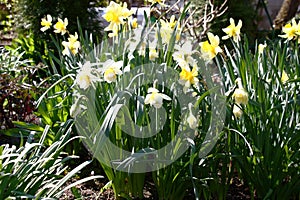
left=233, top=104, right=243, bottom=118
left=159, top=15, right=180, bottom=44
left=200, top=32, right=223, bottom=60
left=144, top=84, right=171, bottom=109
left=279, top=18, right=299, bottom=41
left=258, top=43, right=267, bottom=55
left=40, top=15, right=52, bottom=32
left=281, top=70, right=289, bottom=84
left=222, top=18, right=242, bottom=43
left=102, top=59, right=123, bottom=83
left=75, top=61, right=99, bottom=90
left=233, top=78, right=248, bottom=105
left=187, top=103, right=198, bottom=129
left=179, top=65, right=199, bottom=93
left=54, top=17, right=68, bottom=35
left=62, top=32, right=81, bottom=55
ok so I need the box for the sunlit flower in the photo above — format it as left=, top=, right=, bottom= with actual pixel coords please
left=187, top=103, right=198, bottom=129
left=179, top=65, right=199, bottom=93
left=222, top=18, right=242, bottom=43
left=103, top=1, right=133, bottom=37
left=62, top=32, right=81, bottom=55
left=281, top=70, right=289, bottom=84
left=233, top=78, right=248, bottom=105
left=102, top=59, right=123, bottom=83
left=76, top=62, right=99, bottom=90
left=159, top=15, right=180, bottom=44
left=149, top=48, right=159, bottom=61
left=258, top=43, right=267, bottom=55
left=54, top=18, right=68, bottom=35
left=40, top=15, right=52, bottom=32
left=173, top=41, right=195, bottom=68
left=233, top=104, right=243, bottom=118
left=200, top=32, right=223, bottom=60
left=144, top=87, right=171, bottom=109
left=130, top=17, right=138, bottom=29
left=279, top=18, right=298, bottom=41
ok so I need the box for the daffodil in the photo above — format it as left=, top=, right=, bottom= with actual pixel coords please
left=200, top=32, right=223, bottom=60
left=103, top=1, right=133, bottom=37
left=54, top=17, right=68, bottom=35
left=144, top=87, right=171, bottom=109
left=159, top=15, right=180, bottom=44
left=233, top=104, right=243, bottom=118
left=102, top=59, right=123, bottom=83
left=40, top=15, right=52, bottom=32
left=279, top=18, right=298, bottom=41
left=281, top=70, right=289, bottom=84
left=179, top=65, right=199, bottom=93
left=233, top=78, right=248, bottom=105
left=173, top=41, right=195, bottom=68
left=187, top=103, right=198, bottom=129
left=62, top=32, right=81, bottom=55
left=258, top=43, right=267, bottom=55
left=75, top=62, right=99, bottom=90
left=222, top=18, right=242, bottom=43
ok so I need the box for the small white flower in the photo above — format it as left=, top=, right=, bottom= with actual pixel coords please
left=233, top=104, right=243, bottom=118
left=187, top=103, right=198, bottom=129
left=144, top=87, right=171, bottom=109
left=75, top=61, right=99, bottom=90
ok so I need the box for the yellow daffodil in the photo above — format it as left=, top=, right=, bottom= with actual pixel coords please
left=159, top=15, right=180, bottom=44
left=233, top=78, right=248, bottom=105
left=281, top=70, right=289, bottom=84
left=103, top=1, right=133, bottom=37
left=258, top=43, right=267, bottom=55
left=233, top=104, right=243, bottom=118
left=179, top=65, right=199, bottom=93
left=75, top=62, right=99, bottom=90
left=102, top=59, right=123, bottom=83
left=130, top=17, right=138, bottom=29
left=200, top=32, right=223, bottom=60
left=222, top=18, right=242, bottom=43
left=40, top=15, right=52, bottom=32
left=54, top=18, right=68, bottom=35
left=144, top=87, right=171, bottom=109
left=149, top=48, right=159, bottom=61
left=279, top=18, right=298, bottom=41
left=62, top=32, right=81, bottom=55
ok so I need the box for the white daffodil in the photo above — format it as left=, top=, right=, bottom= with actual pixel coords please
left=187, top=103, right=198, bottom=129
left=144, top=87, right=171, bottom=109
left=102, top=59, right=124, bottom=83
left=75, top=61, right=99, bottom=90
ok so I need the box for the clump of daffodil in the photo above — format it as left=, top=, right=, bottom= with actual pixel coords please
left=159, top=15, right=181, bottom=44
left=179, top=65, right=199, bottom=93
left=258, top=43, right=267, bottom=55
left=279, top=18, right=300, bottom=42
left=54, top=17, right=68, bottom=35
left=75, top=62, right=99, bottom=90
left=102, top=1, right=133, bottom=37
left=40, top=14, right=52, bottom=32
left=62, top=32, right=81, bottom=55
left=222, top=18, right=242, bottom=43
left=101, top=59, right=124, bottom=83
left=199, top=32, right=223, bottom=61
left=144, top=81, right=171, bottom=109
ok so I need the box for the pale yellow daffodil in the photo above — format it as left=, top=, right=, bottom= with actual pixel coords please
left=40, top=15, right=52, bottom=32
left=62, top=32, right=81, bottom=55
left=54, top=18, right=68, bottom=35
left=222, top=18, right=242, bottom=43
left=200, top=32, right=223, bottom=60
